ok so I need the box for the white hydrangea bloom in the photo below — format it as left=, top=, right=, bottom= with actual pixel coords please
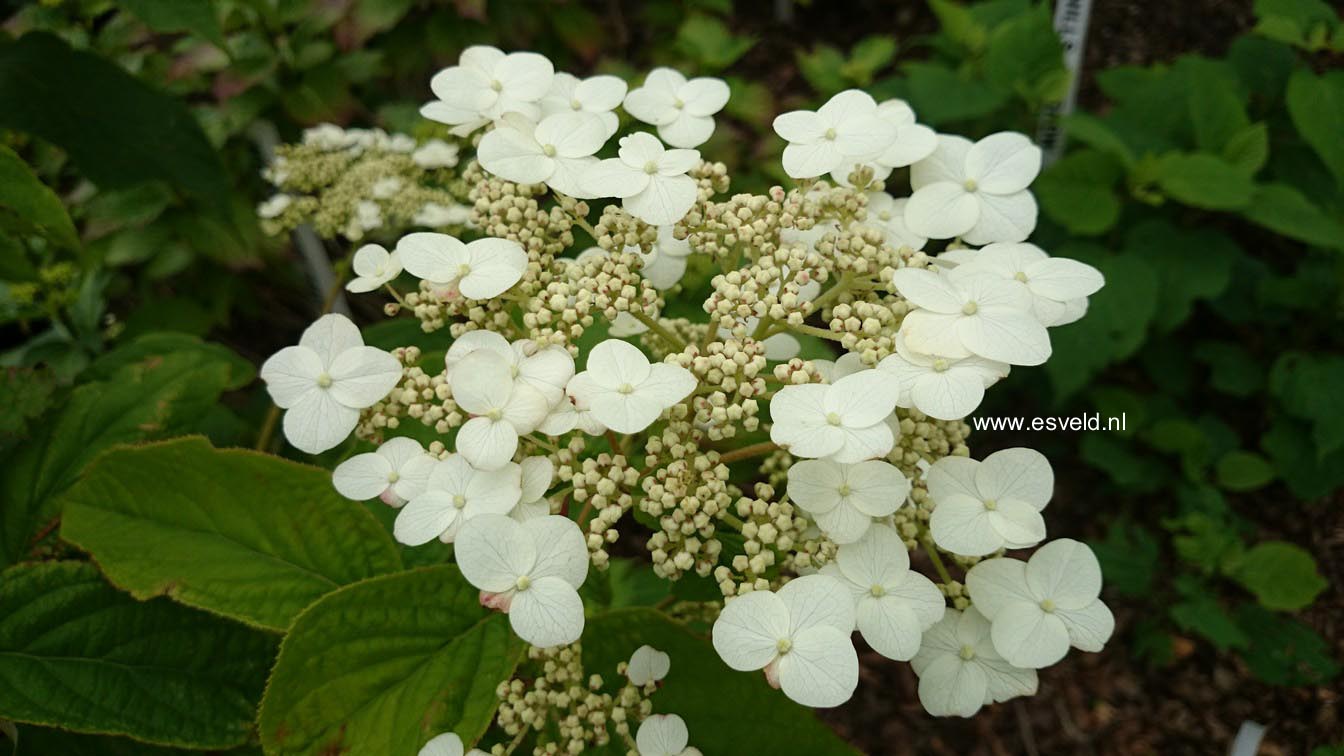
left=260, top=314, right=402, bottom=454
left=623, top=67, right=730, bottom=149
left=393, top=455, right=521, bottom=545
left=821, top=525, right=945, bottom=661
left=456, top=514, right=589, bottom=647
left=966, top=538, right=1115, bottom=669
left=858, top=193, right=926, bottom=251
left=891, top=267, right=1051, bottom=366
left=540, top=72, right=627, bottom=136
left=258, top=193, right=292, bottom=219
left=537, top=388, right=608, bottom=437
left=909, top=607, right=1038, bottom=717
left=635, top=713, right=702, bottom=756
left=711, top=574, right=858, bottom=708
left=512, top=456, right=554, bottom=522
left=567, top=339, right=696, bottom=434
left=443, top=330, right=574, bottom=406
left=877, top=333, right=1009, bottom=421
left=927, top=447, right=1053, bottom=556
left=829, top=99, right=936, bottom=185
left=411, top=139, right=460, bottom=169
left=332, top=436, right=437, bottom=507
left=421, top=45, right=554, bottom=136
left=947, top=243, right=1105, bottom=327
left=768, top=371, right=901, bottom=463
left=398, top=233, right=528, bottom=301
left=627, top=225, right=694, bottom=290
left=905, top=132, right=1041, bottom=245
left=626, top=645, right=671, bottom=686
left=418, top=732, right=489, bottom=756
left=477, top=112, right=607, bottom=199
left=786, top=459, right=910, bottom=544
left=584, top=132, right=701, bottom=226
left=345, top=243, right=402, bottom=293
left=413, top=202, right=472, bottom=228
left=354, top=200, right=382, bottom=232
left=772, top=90, right=897, bottom=179
left=449, top=349, right=551, bottom=470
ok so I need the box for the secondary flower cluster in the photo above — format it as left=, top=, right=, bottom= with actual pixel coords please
left=258, top=44, right=1114, bottom=751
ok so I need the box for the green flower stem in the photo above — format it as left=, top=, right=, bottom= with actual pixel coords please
left=630, top=310, right=688, bottom=351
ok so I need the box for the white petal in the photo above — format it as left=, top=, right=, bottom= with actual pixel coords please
left=394, top=453, right=438, bottom=501
left=786, top=460, right=844, bottom=515
left=445, top=330, right=513, bottom=371
left=590, top=391, right=665, bottom=434
left=299, top=313, right=364, bottom=367
left=460, top=238, right=527, bottom=300
left=658, top=113, right=715, bottom=150
left=813, top=503, right=874, bottom=545
left=1055, top=600, right=1115, bottom=651
left=261, top=346, right=322, bottom=408
left=418, top=732, right=465, bottom=756
left=989, top=603, right=1070, bottom=669
left=926, top=455, right=980, bottom=501
left=680, top=77, right=729, bottom=116
left=964, top=557, right=1033, bottom=619
left=988, top=500, right=1047, bottom=549
left=657, top=148, right=702, bottom=177
left=501, top=383, right=551, bottom=434
left=842, top=460, right=909, bottom=518
left=523, top=515, right=588, bottom=588
left=779, top=574, right=856, bottom=635
left=858, top=595, right=925, bottom=661
left=328, top=346, right=402, bottom=408
left=772, top=109, right=826, bottom=142
left=519, top=456, right=554, bottom=502
left=575, top=74, right=627, bottom=111
left=776, top=625, right=858, bottom=708
left=1026, top=257, right=1105, bottom=301
left=586, top=339, right=652, bottom=386
left=638, top=363, right=697, bottom=406
left=332, top=452, right=393, bottom=500
left=282, top=389, right=359, bottom=454
left=477, top=125, right=550, bottom=184
left=509, top=575, right=584, bottom=647
left=910, top=135, right=972, bottom=189
left=450, top=350, right=515, bottom=414
left=1025, top=538, right=1102, bottom=608
left=463, top=463, right=524, bottom=516
left=904, top=182, right=980, bottom=240
left=977, top=448, right=1053, bottom=508
left=825, top=371, right=900, bottom=428
left=900, top=310, right=972, bottom=359
left=916, top=654, right=987, bottom=717
left=770, top=387, right=845, bottom=459
left=456, top=416, right=519, bottom=470
left=963, top=190, right=1037, bottom=246
left=493, top=52, right=554, bottom=101
left=910, top=370, right=986, bottom=420
left=980, top=656, right=1039, bottom=703
left=965, top=132, right=1041, bottom=194
left=627, top=645, right=672, bottom=687
left=782, top=141, right=842, bottom=179
left=394, top=491, right=460, bottom=547
left=636, top=714, right=688, bottom=755
left=890, top=268, right=962, bottom=313
left=625, top=175, right=697, bottom=226
left=583, top=158, right=649, bottom=198
left=398, top=232, right=468, bottom=283
left=713, top=589, right=790, bottom=671
left=836, top=525, right=909, bottom=587
left=535, top=111, right=608, bottom=158
left=929, top=494, right=1001, bottom=556
left=956, top=308, right=1051, bottom=366
left=829, top=423, right=894, bottom=465
left=878, top=123, right=938, bottom=168
left=454, top=513, right=534, bottom=592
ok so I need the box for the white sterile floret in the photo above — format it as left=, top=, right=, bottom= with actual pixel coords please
left=635, top=713, right=702, bottom=756
left=421, top=45, right=553, bottom=136
left=260, top=313, right=402, bottom=454
left=476, top=112, right=607, bottom=198
left=393, top=455, right=521, bottom=545
left=537, top=388, right=608, bottom=436
left=786, top=459, right=911, bottom=544
left=627, top=225, right=694, bottom=290
left=398, top=233, right=528, bottom=301
left=332, top=436, right=437, bottom=507
left=418, top=732, right=489, bottom=756
left=623, top=67, right=730, bottom=148
left=947, top=242, right=1105, bottom=327
left=820, top=525, right=945, bottom=661
left=909, top=607, right=1038, bottom=717
left=626, top=645, right=671, bottom=686
left=927, top=447, right=1053, bottom=557
left=512, top=456, right=554, bottom=522
left=904, top=132, right=1041, bottom=245
left=877, top=333, right=1008, bottom=421
left=711, top=574, right=858, bottom=708
left=258, top=194, right=292, bottom=219
left=584, top=133, right=701, bottom=226
left=345, top=243, right=402, bottom=293
left=443, top=330, right=575, bottom=406
left=456, top=514, right=589, bottom=647
left=540, top=72, right=627, bottom=137
left=772, top=89, right=897, bottom=179
left=829, top=99, right=937, bottom=185
left=449, top=349, right=551, bottom=470
left=566, top=339, right=697, bottom=434
left=411, top=139, right=460, bottom=169
left=965, top=538, right=1115, bottom=669
left=891, top=267, right=1050, bottom=366
left=858, top=193, right=926, bottom=251
left=768, top=370, right=902, bottom=463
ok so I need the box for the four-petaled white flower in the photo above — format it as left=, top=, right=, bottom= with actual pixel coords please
left=345, top=243, right=402, bottom=293
left=948, top=243, right=1104, bottom=327
left=567, top=339, right=696, bottom=434
left=829, top=99, right=937, bottom=185
left=537, top=386, right=608, bottom=436
left=449, top=349, right=551, bottom=470
left=411, top=139, right=460, bottom=169
left=711, top=574, right=858, bottom=708
left=927, top=447, right=1053, bottom=557
left=393, top=455, right=521, bottom=545
left=398, top=233, right=528, bottom=301
left=512, top=456, right=554, bottom=522
left=905, top=132, right=1041, bottom=245
left=540, top=72, right=627, bottom=136
left=909, top=607, right=1038, bottom=717
left=332, top=436, right=437, bottom=507
left=456, top=514, right=589, bottom=647
left=624, top=67, right=730, bottom=149
left=892, top=267, right=1051, bottom=366
left=635, top=713, right=702, bottom=756
left=443, top=330, right=575, bottom=406
left=768, top=370, right=901, bottom=463
left=626, top=645, right=671, bottom=686
left=584, top=133, right=701, bottom=226
left=260, top=313, right=402, bottom=454
left=422, top=45, right=553, bottom=136
left=965, top=538, right=1115, bottom=669
left=627, top=225, right=694, bottom=290
left=877, top=333, right=1009, bottom=421
left=477, top=112, right=607, bottom=199
left=821, top=525, right=945, bottom=661
left=859, top=193, right=926, bottom=251
left=418, top=732, right=489, bottom=756
left=786, top=459, right=910, bottom=543
left=772, top=90, right=896, bottom=179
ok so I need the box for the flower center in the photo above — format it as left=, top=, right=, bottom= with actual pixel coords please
left=1040, top=598, right=1056, bottom=613
left=825, top=412, right=843, bottom=426
left=838, top=484, right=852, bottom=496
left=316, top=373, right=333, bottom=388
left=542, top=143, right=557, bottom=157
left=673, top=97, right=685, bottom=109
left=570, top=98, right=583, bottom=110
left=1014, top=271, right=1029, bottom=282
left=510, top=365, right=520, bottom=378
left=963, top=178, right=978, bottom=192
left=983, top=498, right=997, bottom=511
left=486, top=408, right=503, bottom=421
left=878, top=211, right=891, bottom=221
left=823, top=127, right=838, bottom=141
left=961, top=301, right=979, bottom=315
left=490, top=79, right=503, bottom=92
left=869, top=584, right=886, bottom=598
left=457, top=263, right=473, bottom=277
left=932, top=358, right=949, bottom=373
left=643, top=160, right=659, bottom=175
left=516, top=575, right=532, bottom=591
left=387, top=471, right=400, bottom=483
left=453, top=494, right=466, bottom=509
left=959, top=644, right=976, bottom=661
left=618, top=382, right=635, bottom=395
left=776, top=638, right=793, bottom=654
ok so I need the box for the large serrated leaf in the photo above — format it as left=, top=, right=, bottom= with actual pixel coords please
left=60, top=437, right=403, bottom=632
left=0, top=145, right=79, bottom=251
left=258, top=566, right=525, bottom=756
left=0, top=561, right=276, bottom=749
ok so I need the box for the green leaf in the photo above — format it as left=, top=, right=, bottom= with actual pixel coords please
left=1268, top=352, right=1344, bottom=457
left=675, top=16, right=754, bottom=71
left=1155, top=153, right=1256, bottom=209
left=0, top=349, right=237, bottom=566
left=845, top=37, right=897, bottom=83
left=1286, top=69, right=1344, bottom=185
left=1234, top=604, right=1339, bottom=685
left=0, top=561, right=275, bottom=749
left=1222, top=122, right=1269, bottom=175
left=88, top=332, right=256, bottom=390
left=983, top=3, right=1066, bottom=103
left=1227, top=541, right=1328, bottom=610
left=16, top=725, right=258, bottom=755
left=0, top=367, right=54, bottom=449
left=1170, top=595, right=1250, bottom=650
left=796, top=45, right=849, bottom=96
left=0, top=146, right=78, bottom=251
left=1261, top=418, right=1344, bottom=499
left=928, top=0, right=987, bottom=54
left=258, top=566, right=524, bottom=756
left=582, top=608, right=858, bottom=756
left=117, top=0, right=227, bottom=49
left=1215, top=450, right=1276, bottom=491
left=60, top=437, right=403, bottom=632
left=903, top=62, right=1010, bottom=126
left=1184, top=57, right=1250, bottom=153
left=1090, top=522, right=1159, bottom=597
left=1062, top=113, right=1136, bottom=166
left=1241, top=183, right=1344, bottom=251
left=1254, top=0, right=1340, bottom=50
left=1035, top=150, right=1123, bottom=234
left=0, top=33, right=228, bottom=206
left=1193, top=341, right=1264, bottom=397
left=1124, top=220, right=1239, bottom=330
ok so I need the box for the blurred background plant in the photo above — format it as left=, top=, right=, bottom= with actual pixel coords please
left=0, top=0, right=1340, bottom=753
